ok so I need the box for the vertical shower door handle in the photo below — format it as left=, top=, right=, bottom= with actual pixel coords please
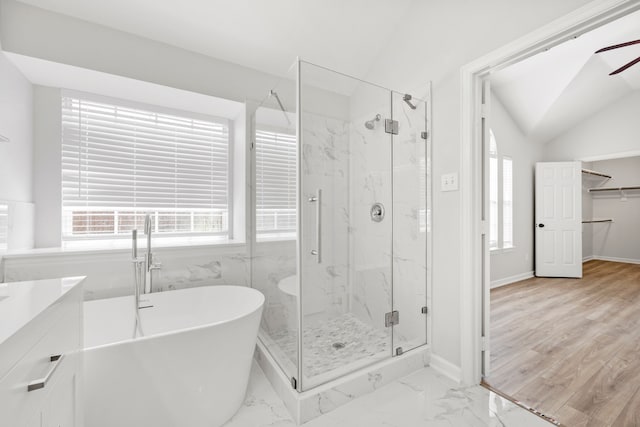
left=308, top=189, right=322, bottom=263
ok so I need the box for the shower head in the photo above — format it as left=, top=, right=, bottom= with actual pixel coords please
left=365, top=114, right=381, bottom=130
left=403, top=94, right=417, bottom=110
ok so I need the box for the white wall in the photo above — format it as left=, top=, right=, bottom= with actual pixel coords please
left=489, top=94, right=541, bottom=284
left=0, top=52, right=32, bottom=203
left=544, top=90, right=640, bottom=161
left=590, top=156, right=640, bottom=263
left=581, top=161, right=594, bottom=260
left=361, top=0, right=594, bottom=367
left=543, top=91, right=640, bottom=263
left=32, top=86, right=61, bottom=248
left=0, top=52, right=34, bottom=251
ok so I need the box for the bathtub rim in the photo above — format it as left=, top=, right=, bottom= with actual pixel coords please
left=84, top=285, right=264, bottom=351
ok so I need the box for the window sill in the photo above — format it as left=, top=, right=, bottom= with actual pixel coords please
left=490, top=246, right=516, bottom=254
left=1, top=239, right=247, bottom=260
left=256, top=235, right=296, bottom=244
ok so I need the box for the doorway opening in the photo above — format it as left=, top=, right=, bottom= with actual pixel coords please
left=461, top=1, right=640, bottom=426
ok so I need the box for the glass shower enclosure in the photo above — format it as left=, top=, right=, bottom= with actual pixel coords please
left=252, top=60, right=431, bottom=392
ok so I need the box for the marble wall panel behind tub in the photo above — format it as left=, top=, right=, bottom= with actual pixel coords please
left=251, top=239, right=297, bottom=335
left=2, top=243, right=250, bottom=300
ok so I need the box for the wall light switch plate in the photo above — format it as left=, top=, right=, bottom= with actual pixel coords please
left=441, top=172, right=459, bottom=192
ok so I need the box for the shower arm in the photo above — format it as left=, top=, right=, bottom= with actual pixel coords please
left=269, top=90, right=292, bottom=126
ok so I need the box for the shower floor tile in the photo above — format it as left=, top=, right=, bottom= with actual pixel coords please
left=271, top=313, right=390, bottom=378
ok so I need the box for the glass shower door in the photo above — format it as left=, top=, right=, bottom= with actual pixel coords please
left=391, top=91, right=430, bottom=354
left=298, top=61, right=393, bottom=390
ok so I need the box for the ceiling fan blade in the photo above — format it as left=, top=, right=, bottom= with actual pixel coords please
left=595, top=39, right=640, bottom=53
left=609, top=55, right=640, bottom=75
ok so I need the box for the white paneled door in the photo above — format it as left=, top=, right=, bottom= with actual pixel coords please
left=535, top=162, right=582, bottom=278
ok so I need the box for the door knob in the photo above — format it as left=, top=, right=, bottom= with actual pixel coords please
left=538, top=224, right=545, bottom=228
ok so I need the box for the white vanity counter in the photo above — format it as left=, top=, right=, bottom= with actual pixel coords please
left=0, top=276, right=85, bottom=426
left=0, top=277, right=84, bottom=345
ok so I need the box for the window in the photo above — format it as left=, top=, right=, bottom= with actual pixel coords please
left=61, top=94, right=231, bottom=245
left=0, top=204, right=7, bottom=251
left=489, top=133, right=499, bottom=249
left=489, top=129, right=514, bottom=250
left=502, top=157, right=513, bottom=248
left=255, top=127, right=296, bottom=238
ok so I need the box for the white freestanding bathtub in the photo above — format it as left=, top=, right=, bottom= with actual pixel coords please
left=83, top=285, right=264, bottom=427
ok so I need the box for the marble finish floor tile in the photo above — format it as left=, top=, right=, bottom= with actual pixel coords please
left=223, top=362, right=296, bottom=427
left=225, top=361, right=552, bottom=427
left=270, top=313, right=389, bottom=378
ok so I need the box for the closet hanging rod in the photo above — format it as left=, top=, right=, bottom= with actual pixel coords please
left=581, top=168, right=611, bottom=179
left=589, top=186, right=640, bottom=192
left=582, top=219, right=613, bottom=223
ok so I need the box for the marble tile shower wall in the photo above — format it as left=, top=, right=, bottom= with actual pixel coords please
left=391, top=99, right=429, bottom=349
left=348, top=102, right=428, bottom=348
left=300, top=112, right=351, bottom=327
left=348, top=108, right=393, bottom=331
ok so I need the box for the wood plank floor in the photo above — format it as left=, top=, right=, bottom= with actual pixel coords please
left=484, top=260, right=640, bottom=427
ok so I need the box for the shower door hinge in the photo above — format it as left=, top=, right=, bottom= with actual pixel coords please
left=421, top=306, right=428, bottom=314
left=385, top=119, right=399, bottom=135
left=385, top=310, right=399, bottom=327
left=421, top=131, right=428, bottom=140
left=480, top=220, right=488, bottom=236
left=395, top=347, right=404, bottom=356
left=290, top=377, right=297, bottom=389
left=481, top=102, right=490, bottom=119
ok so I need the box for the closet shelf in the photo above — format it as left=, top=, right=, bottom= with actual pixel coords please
left=581, top=168, right=612, bottom=179
left=582, top=219, right=613, bottom=223
left=589, top=186, right=640, bottom=192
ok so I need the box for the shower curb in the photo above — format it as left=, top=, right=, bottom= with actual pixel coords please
left=255, top=340, right=431, bottom=424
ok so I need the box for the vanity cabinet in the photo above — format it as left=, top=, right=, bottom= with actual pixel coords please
left=0, top=277, right=85, bottom=427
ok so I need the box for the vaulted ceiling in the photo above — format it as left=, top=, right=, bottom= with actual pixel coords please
left=14, top=0, right=414, bottom=79
left=491, top=10, right=640, bottom=144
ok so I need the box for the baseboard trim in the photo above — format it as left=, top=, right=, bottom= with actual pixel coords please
left=490, top=271, right=534, bottom=289
left=592, top=256, right=640, bottom=265
left=429, top=354, right=462, bottom=384
left=582, top=255, right=594, bottom=262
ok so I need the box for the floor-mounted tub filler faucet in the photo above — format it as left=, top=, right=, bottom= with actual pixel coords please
left=131, top=213, right=162, bottom=336
left=143, top=213, right=162, bottom=293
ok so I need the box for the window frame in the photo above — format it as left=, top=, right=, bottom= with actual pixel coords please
left=60, top=90, right=235, bottom=248
left=488, top=129, right=514, bottom=252
left=0, top=203, right=8, bottom=251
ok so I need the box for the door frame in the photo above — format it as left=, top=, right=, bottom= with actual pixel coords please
left=459, top=0, right=640, bottom=385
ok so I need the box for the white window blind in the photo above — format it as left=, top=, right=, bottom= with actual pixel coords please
left=255, top=127, right=296, bottom=237
left=61, top=95, right=231, bottom=241
left=0, top=204, right=8, bottom=251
